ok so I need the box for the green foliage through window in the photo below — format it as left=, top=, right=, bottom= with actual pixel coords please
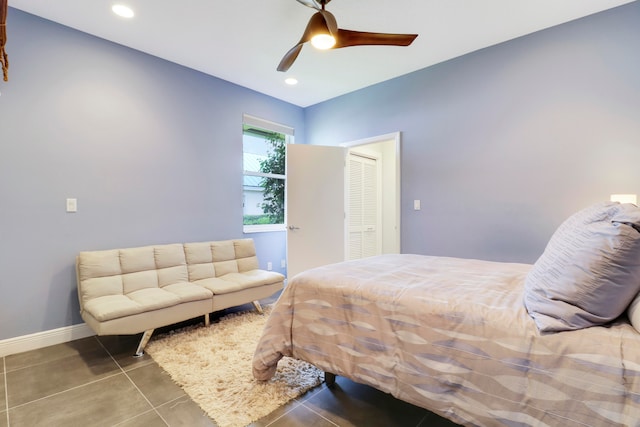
left=242, top=124, right=287, bottom=229
left=259, top=133, right=285, bottom=224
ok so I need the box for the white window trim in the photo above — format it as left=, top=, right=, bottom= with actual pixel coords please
left=243, top=223, right=287, bottom=233
left=243, top=114, right=294, bottom=137
left=244, top=171, right=285, bottom=180
left=242, top=114, right=293, bottom=234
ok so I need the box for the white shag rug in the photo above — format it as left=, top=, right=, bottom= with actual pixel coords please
left=145, top=307, right=323, bottom=427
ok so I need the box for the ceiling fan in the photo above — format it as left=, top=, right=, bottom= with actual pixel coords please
left=278, top=0, right=418, bottom=72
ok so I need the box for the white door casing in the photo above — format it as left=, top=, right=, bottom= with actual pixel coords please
left=342, top=132, right=401, bottom=255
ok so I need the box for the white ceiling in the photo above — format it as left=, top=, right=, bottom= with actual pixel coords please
left=9, top=0, right=636, bottom=107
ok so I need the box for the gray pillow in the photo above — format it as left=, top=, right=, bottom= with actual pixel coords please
left=524, top=201, right=640, bottom=332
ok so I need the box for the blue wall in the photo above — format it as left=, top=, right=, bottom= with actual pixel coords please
left=0, top=9, right=301, bottom=340
left=305, top=1, right=640, bottom=263
left=1, top=2, right=639, bottom=341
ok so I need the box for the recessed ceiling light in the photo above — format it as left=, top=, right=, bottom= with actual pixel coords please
left=112, top=4, right=135, bottom=18
left=285, top=77, right=298, bottom=86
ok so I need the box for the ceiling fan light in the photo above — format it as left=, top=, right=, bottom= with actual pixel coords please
left=311, top=34, right=336, bottom=50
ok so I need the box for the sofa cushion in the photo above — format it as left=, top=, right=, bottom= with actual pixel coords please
left=119, top=244, right=190, bottom=292
left=524, top=201, right=640, bottom=332
left=186, top=263, right=215, bottom=282
left=195, top=270, right=284, bottom=295
left=184, top=242, right=216, bottom=281
left=123, top=269, right=159, bottom=293
left=235, top=239, right=259, bottom=271
left=234, top=238, right=256, bottom=258
left=120, top=246, right=156, bottom=274
left=84, top=295, right=145, bottom=322
left=162, top=282, right=213, bottom=302
left=237, top=255, right=259, bottom=272
left=155, top=244, right=189, bottom=285
left=84, top=287, right=185, bottom=322
left=127, top=288, right=181, bottom=310
left=183, top=242, right=213, bottom=264
left=193, top=277, right=248, bottom=295
left=77, top=249, right=121, bottom=281
left=213, top=260, right=239, bottom=276
left=185, top=239, right=261, bottom=280
left=223, top=270, right=285, bottom=288
left=211, top=240, right=236, bottom=262
left=80, top=276, right=123, bottom=302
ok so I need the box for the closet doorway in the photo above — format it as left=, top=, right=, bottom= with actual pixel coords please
left=286, top=132, right=401, bottom=278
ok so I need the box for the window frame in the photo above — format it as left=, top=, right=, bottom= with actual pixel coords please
left=242, top=114, right=293, bottom=234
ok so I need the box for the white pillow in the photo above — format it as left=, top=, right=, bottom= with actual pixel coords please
left=524, top=201, right=640, bottom=332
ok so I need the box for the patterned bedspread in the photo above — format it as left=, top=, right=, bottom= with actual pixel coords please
left=252, top=254, right=640, bottom=426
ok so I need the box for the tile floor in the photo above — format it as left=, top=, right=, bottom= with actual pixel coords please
left=1, top=302, right=461, bottom=427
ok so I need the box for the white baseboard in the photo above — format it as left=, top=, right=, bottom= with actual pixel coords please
left=0, top=324, right=95, bottom=357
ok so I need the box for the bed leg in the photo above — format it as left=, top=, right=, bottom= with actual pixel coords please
left=252, top=300, right=264, bottom=314
left=324, top=372, right=336, bottom=387
left=133, top=329, right=154, bottom=357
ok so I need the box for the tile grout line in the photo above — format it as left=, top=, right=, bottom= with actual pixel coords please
left=416, top=413, right=429, bottom=427
left=261, top=379, right=328, bottom=426
left=120, top=368, right=171, bottom=427
left=263, top=400, right=303, bottom=426
left=292, top=385, right=340, bottom=427
left=94, top=338, right=170, bottom=427
left=110, top=408, right=160, bottom=427
left=5, top=337, right=124, bottom=414
left=297, top=400, right=341, bottom=427
left=3, top=356, right=71, bottom=375
left=7, top=372, right=123, bottom=411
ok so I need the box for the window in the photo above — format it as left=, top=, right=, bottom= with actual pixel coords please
left=242, top=115, right=293, bottom=233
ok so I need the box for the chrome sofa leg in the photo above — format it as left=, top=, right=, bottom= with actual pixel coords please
left=133, top=329, right=154, bottom=357
left=252, top=300, right=263, bottom=314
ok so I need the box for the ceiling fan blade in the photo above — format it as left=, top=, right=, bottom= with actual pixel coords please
left=295, top=0, right=321, bottom=10
left=318, top=10, right=338, bottom=37
left=277, top=44, right=304, bottom=72
left=278, top=4, right=417, bottom=71
left=277, top=11, right=332, bottom=71
left=334, top=29, right=418, bottom=49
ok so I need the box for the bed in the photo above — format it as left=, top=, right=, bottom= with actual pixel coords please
left=252, top=202, right=640, bottom=426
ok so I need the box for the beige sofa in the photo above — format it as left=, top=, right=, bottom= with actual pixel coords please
left=76, top=238, right=284, bottom=356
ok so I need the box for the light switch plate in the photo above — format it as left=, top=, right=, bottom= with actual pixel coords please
left=66, top=198, right=77, bottom=213
left=413, top=199, right=421, bottom=210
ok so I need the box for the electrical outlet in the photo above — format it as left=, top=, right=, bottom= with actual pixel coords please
left=281, top=259, right=286, bottom=268
left=267, top=262, right=273, bottom=271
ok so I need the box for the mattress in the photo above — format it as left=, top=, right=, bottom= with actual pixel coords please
left=253, top=254, right=640, bottom=426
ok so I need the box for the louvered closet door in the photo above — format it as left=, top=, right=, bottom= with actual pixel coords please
left=347, top=153, right=381, bottom=260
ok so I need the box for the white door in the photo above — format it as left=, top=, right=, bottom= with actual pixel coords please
left=347, top=153, right=381, bottom=260
left=286, top=144, right=346, bottom=279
